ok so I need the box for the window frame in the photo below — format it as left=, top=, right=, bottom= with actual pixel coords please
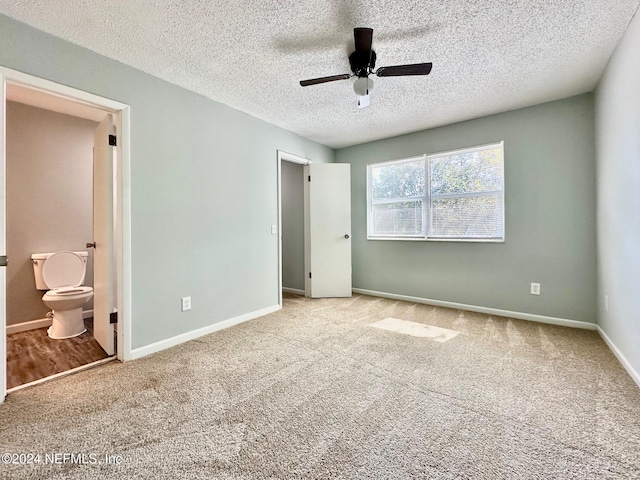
left=366, top=141, right=505, bottom=243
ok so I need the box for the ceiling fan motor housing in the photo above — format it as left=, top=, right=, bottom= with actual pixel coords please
left=349, top=50, right=376, bottom=77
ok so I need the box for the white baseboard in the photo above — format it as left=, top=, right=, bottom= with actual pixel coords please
left=282, top=287, right=305, bottom=295
left=130, top=304, right=281, bottom=360
left=597, top=327, right=640, bottom=388
left=6, top=309, right=95, bottom=334
left=6, top=318, right=52, bottom=334
left=352, top=288, right=597, bottom=331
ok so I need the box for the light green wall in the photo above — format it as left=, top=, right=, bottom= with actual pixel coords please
left=281, top=161, right=305, bottom=291
left=0, top=15, right=334, bottom=349
left=336, top=94, right=597, bottom=322
left=595, top=11, right=640, bottom=376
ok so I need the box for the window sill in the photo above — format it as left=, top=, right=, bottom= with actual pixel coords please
left=367, top=236, right=505, bottom=243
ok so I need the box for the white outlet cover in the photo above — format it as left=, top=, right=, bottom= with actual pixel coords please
left=531, top=283, right=541, bottom=295
left=271, top=225, right=277, bottom=235
left=181, top=296, right=191, bottom=311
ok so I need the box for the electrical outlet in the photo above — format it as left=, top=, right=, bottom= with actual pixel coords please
left=271, top=224, right=277, bottom=235
left=604, top=294, right=609, bottom=312
left=530, top=283, right=541, bottom=295
left=181, top=296, right=191, bottom=312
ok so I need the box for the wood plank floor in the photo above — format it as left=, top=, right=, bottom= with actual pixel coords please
left=6, top=318, right=109, bottom=389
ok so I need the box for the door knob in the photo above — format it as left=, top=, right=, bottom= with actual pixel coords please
left=86, top=242, right=96, bottom=248
left=344, top=234, right=350, bottom=239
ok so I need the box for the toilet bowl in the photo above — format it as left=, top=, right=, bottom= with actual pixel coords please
left=31, top=251, right=93, bottom=339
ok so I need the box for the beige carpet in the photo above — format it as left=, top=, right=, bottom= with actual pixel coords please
left=1, top=293, right=638, bottom=479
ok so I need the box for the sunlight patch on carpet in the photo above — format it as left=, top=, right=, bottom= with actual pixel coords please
left=369, top=317, right=459, bottom=342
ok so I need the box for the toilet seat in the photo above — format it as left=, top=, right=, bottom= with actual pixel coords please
left=45, top=286, right=93, bottom=297
left=42, top=251, right=86, bottom=290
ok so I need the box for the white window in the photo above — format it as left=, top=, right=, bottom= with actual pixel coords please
left=367, top=142, right=504, bottom=241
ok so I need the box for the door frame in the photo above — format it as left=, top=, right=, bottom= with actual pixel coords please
left=0, top=66, right=132, bottom=401
left=276, top=150, right=311, bottom=308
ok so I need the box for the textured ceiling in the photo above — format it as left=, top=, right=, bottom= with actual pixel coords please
left=1, top=1, right=638, bottom=148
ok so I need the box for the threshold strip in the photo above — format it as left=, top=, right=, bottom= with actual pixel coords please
left=7, top=356, right=117, bottom=394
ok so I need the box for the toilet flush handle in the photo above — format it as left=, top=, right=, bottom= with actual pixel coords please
left=86, top=242, right=96, bottom=249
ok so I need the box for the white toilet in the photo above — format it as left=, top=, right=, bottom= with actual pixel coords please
left=31, top=251, right=93, bottom=339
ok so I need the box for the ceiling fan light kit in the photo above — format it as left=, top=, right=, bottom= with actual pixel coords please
left=353, top=77, right=374, bottom=96
left=354, top=77, right=373, bottom=109
left=300, top=27, right=432, bottom=109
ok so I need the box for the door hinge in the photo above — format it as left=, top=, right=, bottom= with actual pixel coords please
left=0, top=256, right=8, bottom=267
left=108, top=134, right=117, bottom=146
left=308, top=175, right=311, bottom=182
left=110, top=311, right=118, bottom=324
left=309, top=272, right=312, bottom=279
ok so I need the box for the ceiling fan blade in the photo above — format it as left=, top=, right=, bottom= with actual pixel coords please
left=354, top=28, right=373, bottom=53
left=300, top=74, right=351, bottom=87
left=376, top=62, right=433, bottom=77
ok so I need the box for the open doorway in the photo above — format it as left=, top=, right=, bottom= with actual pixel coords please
left=277, top=152, right=353, bottom=306
left=5, top=98, right=109, bottom=389
left=281, top=161, right=305, bottom=294
left=0, top=67, right=132, bottom=400
left=277, top=151, right=310, bottom=307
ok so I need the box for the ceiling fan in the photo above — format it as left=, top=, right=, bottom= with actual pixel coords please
left=299, top=28, right=433, bottom=109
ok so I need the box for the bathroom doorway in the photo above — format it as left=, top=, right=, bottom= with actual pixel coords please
left=0, top=67, right=132, bottom=400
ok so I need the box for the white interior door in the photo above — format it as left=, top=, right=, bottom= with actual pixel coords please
left=0, top=76, right=7, bottom=398
left=307, top=163, right=352, bottom=298
left=93, top=115, right=115, bottom=355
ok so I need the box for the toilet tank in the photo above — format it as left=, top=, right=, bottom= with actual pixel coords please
left=31, top=251, right=88, bottom=290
